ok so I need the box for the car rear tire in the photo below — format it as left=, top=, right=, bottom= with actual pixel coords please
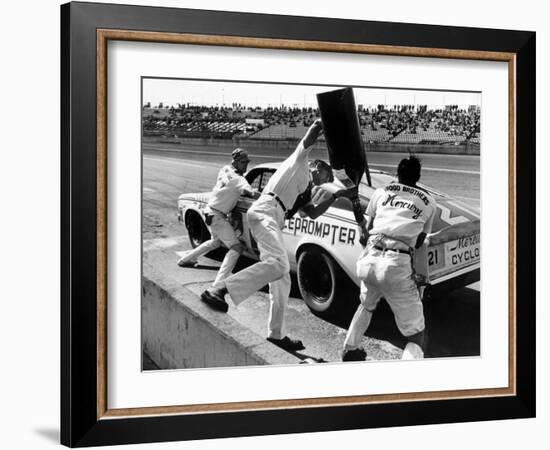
left=185, top=211, right=210, bottom=248
left=297, top=247, right=344, bottom=316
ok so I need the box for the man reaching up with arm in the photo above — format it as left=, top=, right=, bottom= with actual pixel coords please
left=200, top=120, right=354, bottom=352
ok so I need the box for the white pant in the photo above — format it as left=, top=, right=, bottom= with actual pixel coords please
left=179, top=212, right=242, bottom=285
left=343, top=246, right=425, bottom=350
left=223, top=197, right=290, bottom=339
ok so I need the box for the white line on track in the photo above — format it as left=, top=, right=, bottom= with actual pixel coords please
left=143, top=146, right=479, bottom=175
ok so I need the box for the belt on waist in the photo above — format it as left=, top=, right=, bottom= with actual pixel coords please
left=206, top=207, right=229, bottom=219
left=373, top=245, right=411, bottom=256
left=265, top=192, right=287, bottom=212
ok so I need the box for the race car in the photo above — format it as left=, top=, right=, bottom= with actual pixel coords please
left=177, top=162, right=480, bottom=315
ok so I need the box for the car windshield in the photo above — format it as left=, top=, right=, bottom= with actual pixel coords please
left=245, top=168, right=275, bottom=193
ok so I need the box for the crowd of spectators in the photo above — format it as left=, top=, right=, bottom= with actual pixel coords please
left=357, top=104, right=480, bottom=140
left=142, top=102, right=480, bottom=144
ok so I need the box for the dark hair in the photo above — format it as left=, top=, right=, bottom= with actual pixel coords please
left=310, top=159, right=332, bottom=173
left=397, top=155, right=422, bottom=184
left=310, top=159, right=334, bottom=182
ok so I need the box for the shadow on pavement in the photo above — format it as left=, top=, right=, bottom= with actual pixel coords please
left=311, top=284, right=480, bottom=359
left=196, top=250, right=480, bottom=359
left=143, top=352, right=160, bottom=371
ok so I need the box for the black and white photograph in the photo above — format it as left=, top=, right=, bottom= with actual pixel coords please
left=141, top=78, right=481, bottom=370
left=1, top=0, right=540, bottom=447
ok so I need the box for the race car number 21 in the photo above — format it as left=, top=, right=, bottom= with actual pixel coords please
left=428, top=248, right=444, bottom=270
left=428, top=249, right=440, bottom=266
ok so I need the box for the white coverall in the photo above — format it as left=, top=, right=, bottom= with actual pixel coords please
left=343, top=183, right=437, bottom=353
left=222, top=140, right=313, bottom=339
left=179, top=165, right=252, bottom=286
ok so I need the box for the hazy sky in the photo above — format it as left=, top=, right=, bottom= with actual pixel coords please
left=143, top=78, right=481, bottom=109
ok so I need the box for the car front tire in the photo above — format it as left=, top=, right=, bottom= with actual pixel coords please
left=184, top=211, right=210, bottom=248
left=297, top=247, right=344, bottom=316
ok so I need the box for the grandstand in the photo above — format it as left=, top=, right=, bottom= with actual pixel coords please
left=362, top=128, right=392, bottom=143
left=469, top=132, right=480, bottom=144
left=142, top=104, right=480, bottom=145
left=392, top=130, right=467, bottom=145
left=251, top=124, right=312, bottom=140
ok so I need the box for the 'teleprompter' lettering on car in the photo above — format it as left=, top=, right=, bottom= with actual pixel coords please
left=285, top=217, right=357, bottom=246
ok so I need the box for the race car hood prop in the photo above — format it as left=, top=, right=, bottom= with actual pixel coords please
left=316, top=87, right=372, bottom=188
left=317, top=87, right=371, bottom=225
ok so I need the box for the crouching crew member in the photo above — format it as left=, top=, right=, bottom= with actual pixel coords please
left=177, top=148, right=259, bottom=286
left=200, top=119, right=356, bottom=352
left=342, top=156, right=437, bottom=361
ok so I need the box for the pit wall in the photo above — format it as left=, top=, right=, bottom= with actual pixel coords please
left=142, top=265, right=301, bottom=369
left=143, top=135, right=480, bottom=156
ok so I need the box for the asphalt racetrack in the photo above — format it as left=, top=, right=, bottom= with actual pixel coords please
left=143, top=139, right=481, bottom=362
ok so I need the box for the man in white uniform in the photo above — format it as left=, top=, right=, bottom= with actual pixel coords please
left=177, top=148, right=259, bottom=286
left=342, top=156, right=437, bottom=361
left=200, top=120, right=356, bottom=351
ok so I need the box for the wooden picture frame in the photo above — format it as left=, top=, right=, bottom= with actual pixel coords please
left=61, top=1, right=535, bottom=446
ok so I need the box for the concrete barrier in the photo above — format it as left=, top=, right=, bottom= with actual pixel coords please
left=142, top=261, right=301, bottom=369
left=143, top=135, right=479, bottom=156
left=144, top=135, right=323, bottom=152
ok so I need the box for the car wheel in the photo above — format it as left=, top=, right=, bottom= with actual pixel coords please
left=185, top=211, right=210, bottom=248
left=297, top=247, right=343, bottom=315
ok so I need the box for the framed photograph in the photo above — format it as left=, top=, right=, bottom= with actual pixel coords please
left=61, top=1, right=535, bottom=447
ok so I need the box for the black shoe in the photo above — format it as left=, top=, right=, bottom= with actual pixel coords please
left=342, top=348, right=367, bottom=362
left=177, top=258, right=198, bottom=268
left=200, top=290, right=229, bottom=313
left=267, top=336, right=305, bottom=352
